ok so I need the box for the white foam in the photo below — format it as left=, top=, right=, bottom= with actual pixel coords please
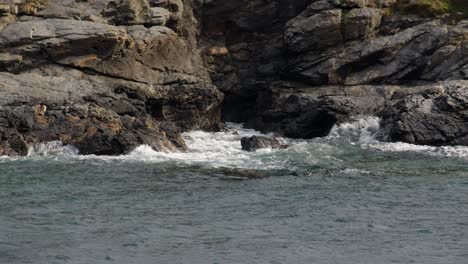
left=326, top=116, right=468, bottom=159
left=327, top=116, right=381, bottom=144
left=120, top=123, right=289, bottom=169
left=27, top=141, right=79, bottom=157
left=5, top=119, right=468, bottom=166
left=365, top=142, right=468, bottom=159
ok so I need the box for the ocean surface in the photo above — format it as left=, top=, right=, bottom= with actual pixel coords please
left=1, top=118, right=467, bottom=264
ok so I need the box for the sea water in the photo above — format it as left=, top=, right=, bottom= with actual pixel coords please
left=1, top=118, right=467, bottom=264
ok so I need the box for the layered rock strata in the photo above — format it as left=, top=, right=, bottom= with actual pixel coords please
left=1, top=0, right=468, bottom=156
left=199, top=0, right=468, bottom=146
left=0, top=0, right=222, bottom=155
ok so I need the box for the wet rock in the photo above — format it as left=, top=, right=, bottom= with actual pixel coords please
left=0, top=0, right=222, bottom=156
left=380, top=80, right=468, bottom=146
left=255, top=83, right=391, bottom=138
left=199, top=0, right=468, bottom=132
left=0, top=130, right=28, bottom=156
left=255, top=80, right=468, bottom=147
left=0, top=66, right=221, bottom=155
left=1, top=0, right=468, bottom=156
left=241, top=136, right=287, bottom=152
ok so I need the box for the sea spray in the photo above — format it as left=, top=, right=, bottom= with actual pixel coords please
left=122, top=123, right=289, bottom=169
left=14, top=120, right=468, bottom=165
left=27, top=141, right=79, bottom=157
left=326, top=116, right=382, bottom=144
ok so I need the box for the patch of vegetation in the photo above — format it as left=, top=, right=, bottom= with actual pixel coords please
left=395, top=0, right=449, bottom=17
left=394, top=0, right=468, bottom=18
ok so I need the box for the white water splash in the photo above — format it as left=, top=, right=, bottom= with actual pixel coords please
left=365, top=142, right=468, bottom=159
left=122, top=123, right=289, bottom=169
left=27, top=141, right=79, bottom=157
left=321, top=116, right=468, bottom=159
left=4, top=118, right=468, bottom=165
left=330, top=116, right=468, bottom=159
left=327, top=116, right=381, bottom=144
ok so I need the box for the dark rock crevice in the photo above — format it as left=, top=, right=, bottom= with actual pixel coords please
left=1, top=0, right=468, bottom=156
left=198, top=0, right=468, bottom=147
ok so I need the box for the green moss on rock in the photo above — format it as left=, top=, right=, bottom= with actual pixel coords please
left=394, top=0, right=467, bottom=18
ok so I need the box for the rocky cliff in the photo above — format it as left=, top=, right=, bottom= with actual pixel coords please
left=200, top=0, right=468, bottom=146
left=0, top=0, right=467, bottom=156
left=0, top=0, right=222, bottom=155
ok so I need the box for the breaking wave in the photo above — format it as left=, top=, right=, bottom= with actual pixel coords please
left=123, top=123, right=285, bottom=169
left=328, top=116, right=468, bottom=160
left=9, top=118, right=468, bottom=168
left=326, top=116, right=381, bottom=144
left=27, top=141, right=79, bottom=157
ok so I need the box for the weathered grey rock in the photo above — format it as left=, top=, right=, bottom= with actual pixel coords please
left=1, top=0, right=468, bottom=156
left=0, top=0, right=223, bottom=156
left=241, top=136, right=287, bottom=152
left=199, top=0, right=468, bottom=136
left=0, top=66, right=222, bottom=155
left=380, top=81, right=468, bottom=146
left=0, top=18, right=128, bottom=55
left=254, top=80, right=468, bottom=148
left=0, top=18, right=208, bottom=84
left=149, top=0, right=184, bottom=27
left=102, top=0, right=151, bottom=25
left=343, top=8, right=382, bottom=40
left=255, top=83, right=392, bottom=138
left=285, top=9, right=343, bottom=53
left=102, top=0, right=183, bottom=27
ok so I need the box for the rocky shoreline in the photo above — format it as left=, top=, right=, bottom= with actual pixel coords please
left=0, top=0, right=467, bottom=155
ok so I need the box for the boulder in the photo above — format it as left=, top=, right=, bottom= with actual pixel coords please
left=380, top=81, right=468, bottom=146
left=241, top=136, right=287, bottom=152
left=256, top=83, right=391, bottom=138
left=0, top=67, right=222, bottom=155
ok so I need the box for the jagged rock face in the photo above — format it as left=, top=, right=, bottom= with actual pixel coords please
left=199, top=0, right=468, bottom=146
left=380, top=81, right=468, bottom=146
left=198, top=0, right=309, bottom=124
left=255, top=80, right=468, bottom=146
left=0, top=0, right=223, bottom=156
left=1, top=0, right=468, bottom=155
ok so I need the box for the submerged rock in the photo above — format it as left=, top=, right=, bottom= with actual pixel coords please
left=241, top=136, right=287, bottom=152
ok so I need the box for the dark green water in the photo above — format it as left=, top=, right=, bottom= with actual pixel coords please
left=1, top=120, right=467, bottom=264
